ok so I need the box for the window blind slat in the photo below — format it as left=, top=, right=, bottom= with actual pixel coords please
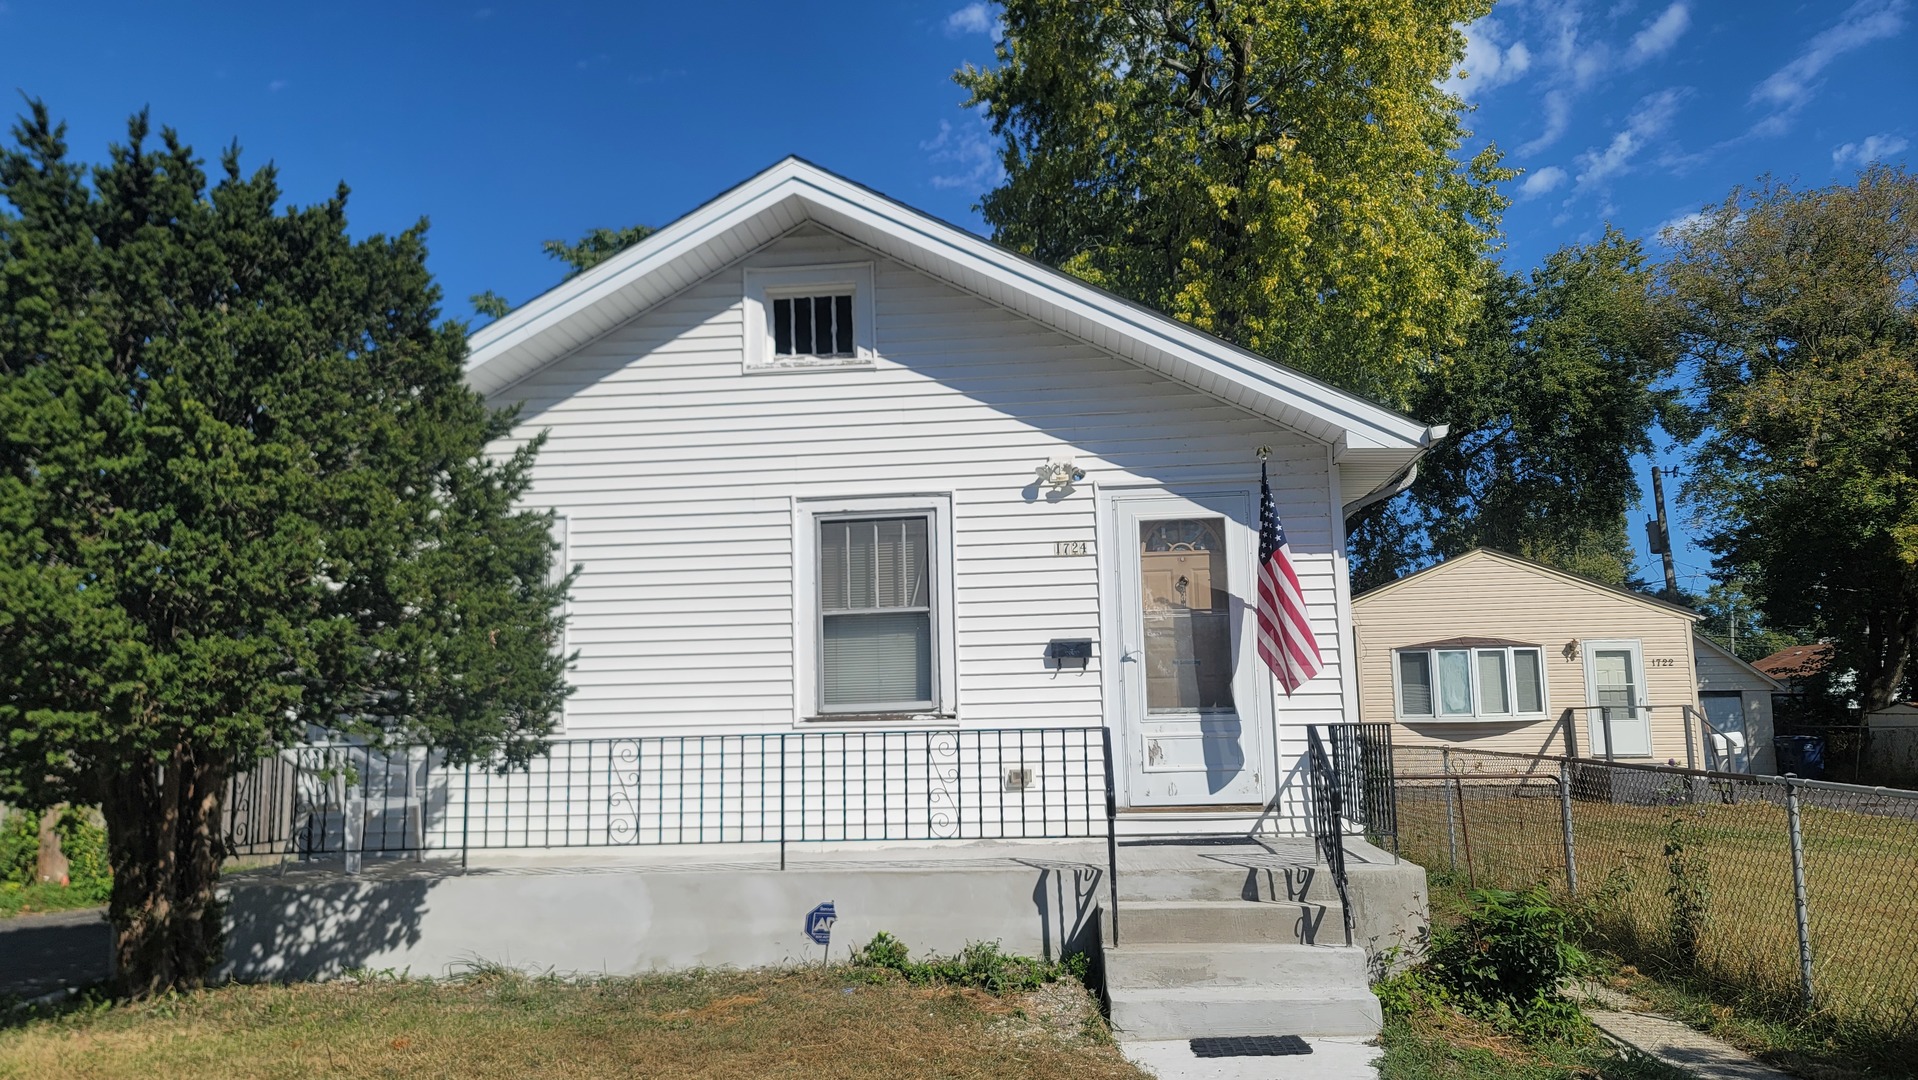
left=1398, top=652, right=1433, bottom=716
left=823, top=612, right=931, bottom=706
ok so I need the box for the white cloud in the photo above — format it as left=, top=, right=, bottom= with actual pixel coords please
left=1452, top=17, right=1534, bottom=95
left=1519, top=90, right=1574, bottom=156
left=1519, top=165, right=1569, bottom=198
left=267, top=79, right=288, bottom=93
left=1834, top=133, right=1912, bottom=168
left=1624, top=3, right=1690, bottom=65
left=1655, top=209, right=1711, bottom=245
left=945, top=2, right=994, bottom=36
left=1575, top=87, right=1686, bottom=189
left=922, top=113, right=1005, bottom=192
left=1750, top=0, right=1907, bottom=132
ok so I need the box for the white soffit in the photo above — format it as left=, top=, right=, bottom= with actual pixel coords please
left=466, top=158, right=1440, bottom=456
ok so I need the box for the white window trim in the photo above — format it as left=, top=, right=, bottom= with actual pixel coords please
left=743, top=262, right=876, bottom=374
left=1392, top=644, right=1551, bottom=723
left=793, top=493, right=957, bottom=724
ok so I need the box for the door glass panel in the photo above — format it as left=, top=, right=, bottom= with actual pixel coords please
left=1593, top=650, right=1635, bottom=706
left=1436, top=650, right=1473, bottom=715
left=1139, top=518, right=1234, bottom=713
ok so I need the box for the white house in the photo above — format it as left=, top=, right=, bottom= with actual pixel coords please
left=455, top=158, right=1440, bottom=836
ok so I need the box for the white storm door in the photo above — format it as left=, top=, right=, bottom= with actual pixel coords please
left=1585, top=641, right=1653, bottom=757
left=1113, top=493, right=1265, bottom=806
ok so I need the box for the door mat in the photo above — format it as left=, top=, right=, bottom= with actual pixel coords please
left=1189, top=1035, right=1313, bottom=1057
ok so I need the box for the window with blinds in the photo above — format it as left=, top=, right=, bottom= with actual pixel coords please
left=1396, top=645, right=1546, bottom=720
left=773, top=294, right=856, bottom=358
left=818, top=515, right=933, bottom=711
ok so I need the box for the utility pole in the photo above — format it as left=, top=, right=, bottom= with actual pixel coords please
left=1646, top=465, right=1681, bottom=602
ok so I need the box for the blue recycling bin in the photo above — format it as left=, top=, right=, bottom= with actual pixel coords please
left=1773, top=734, right=1827, bottom=779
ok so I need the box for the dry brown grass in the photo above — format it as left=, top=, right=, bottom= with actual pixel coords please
left=1398, top=779, right=1918, bottom=1042
left=0, top=967, right=1151, bottom=1080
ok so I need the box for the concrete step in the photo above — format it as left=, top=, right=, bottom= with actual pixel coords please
left=1117, top=862, right=1332, bottom=904
left=1104, top=942, right=1369, bottom=989
left=1108, top=984, right=1383, bottom=1039
left=1119, top=899, right=1347, bottom=946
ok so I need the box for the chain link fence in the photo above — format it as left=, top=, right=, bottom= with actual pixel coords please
left=1395, top=745, right=1918, bottom=1044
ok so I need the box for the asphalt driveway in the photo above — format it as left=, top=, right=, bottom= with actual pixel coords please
left=0, top=908, right=110, bottom=999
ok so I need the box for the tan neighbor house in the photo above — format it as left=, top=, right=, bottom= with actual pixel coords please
left=1351, top=549, right=1777, bottom=773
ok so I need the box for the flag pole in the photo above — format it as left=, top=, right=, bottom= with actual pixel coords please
left=1255, top=446, right=1284, bottom=833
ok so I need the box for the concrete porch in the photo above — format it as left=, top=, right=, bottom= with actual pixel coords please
left=217, top=833, right=1425, bottom=1043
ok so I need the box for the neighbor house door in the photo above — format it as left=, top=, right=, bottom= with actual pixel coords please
left=1584, top=640, right=1653, bottom=757
left=1110, top=491, right=1265, bottom=806
left=1699, top=691, right=1750, bottom=771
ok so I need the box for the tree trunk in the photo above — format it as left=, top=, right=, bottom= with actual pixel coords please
left=36, top=803, right=70, bottom=885
left=98, top=746, right=231, bottom=997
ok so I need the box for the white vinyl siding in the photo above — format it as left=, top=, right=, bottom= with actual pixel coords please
left=487, top=226, right=1346, bottom=771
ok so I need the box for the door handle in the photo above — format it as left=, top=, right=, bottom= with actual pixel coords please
left=1121, top=649, right=1141, bottom=662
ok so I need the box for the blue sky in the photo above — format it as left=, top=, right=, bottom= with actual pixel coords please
left=2, top=0, right=1912, bottom=592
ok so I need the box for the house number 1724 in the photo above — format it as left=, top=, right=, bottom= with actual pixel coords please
left=1055, top=541, right=1088, bottom=556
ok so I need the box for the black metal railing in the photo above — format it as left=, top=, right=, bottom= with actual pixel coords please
left=222, top=727, right=1122, bottom=933
left=1327, top=721, right=1399, bottom=855
left=224, top=727, right=1116, bottom=856
left=1305, top=726, right=1355, bottom=945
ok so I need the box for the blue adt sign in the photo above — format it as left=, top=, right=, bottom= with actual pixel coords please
left=806, top=902, right=836, bottom=946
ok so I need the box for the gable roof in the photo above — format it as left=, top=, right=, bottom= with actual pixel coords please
left=1352, top=548, right=1702, bottom=621
left=465, top=157, right=1443, bottom=486
left=1692, top=633, right=1784, bottom=691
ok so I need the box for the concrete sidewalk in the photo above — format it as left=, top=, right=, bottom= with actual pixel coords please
left=1122, top=1037, right=1380, bottom=1079
left=1583, top=985, right=1795, bottom=1080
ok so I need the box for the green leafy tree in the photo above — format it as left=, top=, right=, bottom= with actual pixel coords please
left=1353, top=232, right=1676, bottom=589
left=543, top=224, right=654, bottom=278
left=469, top=223, right=655, bottom=319
left=0, top=105, right=572, bottom=995
left=1668, top=166, right=1918, bottom=713
left=957, top=0, right=1511, bottom=407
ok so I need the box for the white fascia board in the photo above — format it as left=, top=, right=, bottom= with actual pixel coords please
left=465, top=158, right=1438, bottom=455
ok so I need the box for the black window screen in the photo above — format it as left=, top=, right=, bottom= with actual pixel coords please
left=772, top=294, right=856, bottom=357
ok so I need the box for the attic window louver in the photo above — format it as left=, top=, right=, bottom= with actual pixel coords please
left=773, top=294, right=856, bottom=357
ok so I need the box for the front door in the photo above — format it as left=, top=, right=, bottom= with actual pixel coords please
left=1113, top=492, right=1265, bottom=806
left=1585, top=640, right=1652, bottom=757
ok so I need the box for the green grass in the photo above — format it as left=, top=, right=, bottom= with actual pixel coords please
left=0, top=965, right=1148, bottom=1080
left=1398, top=780, right=1918, bottom=1052
left=0, top=881, right=108, bottom=919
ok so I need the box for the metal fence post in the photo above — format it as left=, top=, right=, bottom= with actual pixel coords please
left=460, top=762, right=471, bottom=872
left=1441, top=747, right=1458, bottom=874
left=1784, top=777, right=1816, bottom=1010
left=1559, top=759, right=1578, bottom=897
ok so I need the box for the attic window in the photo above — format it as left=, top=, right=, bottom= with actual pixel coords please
left=743, top=263, right=875, bottom=373
left=774, top=294, right=855, bottom=358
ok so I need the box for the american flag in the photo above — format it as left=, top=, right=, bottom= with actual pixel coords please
left=1257, top=462, right=1323, bottom=695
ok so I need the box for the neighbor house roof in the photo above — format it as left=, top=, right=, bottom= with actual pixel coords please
left=1754, top=643, right=1833, bottom=684
left=463, top=157, right=1444, bottom=507
left=1352, top=548, right=1702, bottom=621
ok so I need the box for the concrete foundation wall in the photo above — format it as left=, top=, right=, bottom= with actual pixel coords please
left=218, top=862, right=1104, bottom=982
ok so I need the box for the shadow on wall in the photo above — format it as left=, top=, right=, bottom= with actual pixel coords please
left=1025, top=861, right=1105, bottom=962
left=219, top=867, right=437, bottom=982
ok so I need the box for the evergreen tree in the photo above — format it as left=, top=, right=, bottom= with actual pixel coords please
left=0, top=104, right=572, bottom=995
